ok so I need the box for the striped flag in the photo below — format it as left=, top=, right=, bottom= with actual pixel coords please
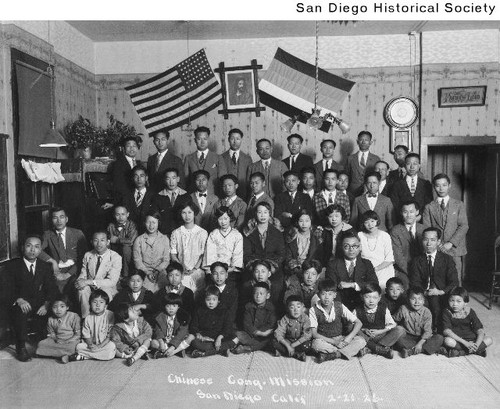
left=259, top=47, right=355, bottom=132
left=125, top=49, right=222, bottom=134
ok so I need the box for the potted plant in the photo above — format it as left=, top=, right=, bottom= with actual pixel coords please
left=64, top=116, right=101, bottom=159
left=95, top=114, right=143, bottom=158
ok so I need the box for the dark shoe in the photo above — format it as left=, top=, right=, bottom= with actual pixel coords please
left=317, top=353, right=327, bottom=364
left=140, top=352, right=151, bottom=360
left=191, top=350, right=205, bottom=358
left=477, top=350, right=487, bottom=358
left=152, top=350, right=163, bottom=359
left=16, top=347, right=32, bottom=362
left=401, top=348, right=414, bottom=359
left=448, top=349, right=460, bottom=358
left=233, top=345, right=253, bottom=355
left=327, top=351, right=342, bottom=361
left=126, top=357, right=136, bottom=366
left=294, top=351, right=306, bottom=362
left=375, top=345, right=393, bottom=359
left=221, top=348, right=230, bottom=357
left=438, top=347, right=448, bottom=356
left=358, top=347, right=370, bottom=358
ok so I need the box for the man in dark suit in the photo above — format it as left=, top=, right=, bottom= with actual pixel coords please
left=390, top=153, right=433, bottom=217
left=375, top=160, right=392, bottom=196
left=247, top=138, right=287, bottom=199
left=147, top=130, right=184, bottom=192
left=119, top=165, right=155, bottom=232
left=9, top=235, right=58, bottom=361
left=350, top=171, right=396, bottom=232
left=221, top=128, right=252, bottom=200
left=387, top=145, right=409, bottom=185
left=337, top=171, right=356, bottom=208
left=282, top=133, right=314, bottom=173
left=345, top=131, right=381, bottom=195
left=390, top=200, right=425, bottom=288
left=39, top=207, right=88, bottom=294
left=111, top=136, right=142, bottom=200
left=184, top=126, right=227, bottom=195
left=326, top=230, right=378, bottom=311
left=190, top=170, right=218, bottom=231
left=274, top=171, right=313, bottom=229
left=314, top=139, right=342, bottom=190
left=410, top=227, right=459, bottom=327
left=246, top=171, right=275, bottom=222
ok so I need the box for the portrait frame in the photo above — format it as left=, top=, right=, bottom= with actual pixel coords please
left=215, top=59, right=266, bottom=118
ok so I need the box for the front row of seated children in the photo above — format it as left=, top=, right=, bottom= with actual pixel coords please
left=35, top=261, right=492, bottom=363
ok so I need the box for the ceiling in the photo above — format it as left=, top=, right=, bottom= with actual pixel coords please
left=67, top=20, right=500, bottom=42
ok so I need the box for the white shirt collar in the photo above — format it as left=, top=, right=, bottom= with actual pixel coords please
left=229, top=149, right=239, bottom=157
left=437, top=196, right=450, bottom=206
left=254, top=191, right=264, bottom=200
left=225, top=196, right=237, bottom=206
left=125, top=155, right=136, bottom=168
left=303, top=189, right=314, bottom=198
left=157, top=149, right=168, bottom=160
left=56, top=227, right=67, bottom=236
left=197, top=149, right=209, bottom=158
left=322, top=189, right=336, bottom=201
left=425, top=250, right=438, bottom=260
left=23, top=258, right=37, bottom=273
left=345, top=258, right=356, bottom=269
left=216, top=284, right=226, bottom=293
left=405, top=222, right=417, bottom=232
left=135, top=187, right=147, bottom=195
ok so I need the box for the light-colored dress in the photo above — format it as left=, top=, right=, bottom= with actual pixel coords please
left=359, top=230, right=395, bottom=290
left=204, top=228, right=243, bottom=271
left=133, top=232, right=170, bottom=293
left=76, top=310, right=116, bottom=360
left=170, top=225, right=208, bottom=293
left=36, top=312, right=81, bottom=357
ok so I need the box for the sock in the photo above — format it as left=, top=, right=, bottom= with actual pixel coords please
left=178, top=340, right=190, bottom=351
left=132, top=345, right=148, bottom=361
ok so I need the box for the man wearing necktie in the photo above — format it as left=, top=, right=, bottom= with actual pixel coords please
left=190, top=170, right=218, bottom=231
left=111, top=136, right=143, bottom=202
left=221, top=129, right=252, bottom=200
left=274, top=170, right=313, bottom=229
left=409, top=227, right=458, bottom=328
left=282, top=134, right=314, bottom=173
left=147, top=130, right=184, bottom=192
left=387, top=145, right=409, bottom=186
left=314, top=139, right=341, bottom=189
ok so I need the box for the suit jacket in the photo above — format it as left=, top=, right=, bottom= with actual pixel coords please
left=345, top=151, right=380, bottom=194
left=285, top=230, right=321, bottom=267
left=151, top=190, right=190, bottom=236
left=350, top=193, right=396, bottom=232
left=184, top=151, right=227, bottom=195
left=390, top=177, right=433, bottom=216
left=78, top=249, right=122, bottom=298
left=147, top=150, right=185, bottom=192
left=39, top=227, right=88, bottom=276
left=247, top=159, right=287, bottom=199
left=282, top=153, right=314, bottom=173
left=422, top=198, right=469, bottom=257
left=191, top=192, right=218, bottom=232
left=214, top=197, right=248, bottom=231
left=119, top=188, right=155, bottom=231
left=221, top=150, right=252, bottom=200
left=9, top=258, right=58, bottom=307
left=274, top=191, right=313, bottom=229
left=312, top=191, right=351, bottom=226
left=111, top=155, right=137, bottom=199
left=409, top=252, right=458, bottom=293
left=153, top=309, right=191, bottom=348
left=245, top=193, right=275, bottom=222
left=243, top=224, right=285, bottom=269
left=390, top=223, right=425, bottom=277
left=387, top=168, right=406, bottom=186
left=314, top=159, right=342, bottom=190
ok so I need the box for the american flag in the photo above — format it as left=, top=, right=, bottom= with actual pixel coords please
left=125, top=49, right=222, bottom=133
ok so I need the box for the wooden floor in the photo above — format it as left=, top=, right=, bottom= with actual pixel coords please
left=1, top=293, right=500, bottom=409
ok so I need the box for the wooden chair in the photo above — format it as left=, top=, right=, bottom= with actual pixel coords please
left=488, top=235, right=500, bottom=309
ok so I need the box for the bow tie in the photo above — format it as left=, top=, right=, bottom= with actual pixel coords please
left=171, top=285, right=180, bottom=291
left=198, top=193, right=207, bottom=197
left=367, top=193, right=377, bottom=198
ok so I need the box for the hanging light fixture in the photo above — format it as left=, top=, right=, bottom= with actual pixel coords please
left=40, top=22, right=66, bottom=148
left=280, top=115, right=298, bottom=133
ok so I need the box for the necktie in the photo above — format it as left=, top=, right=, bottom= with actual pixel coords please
left=410, top=177, right=416, bottom=196
left=290, top=192, right=294, bottom=204
left=156, top=153, right=162, bottom=171
left=410, top=225, right=416, bottom=241
left=30, top=263, right=35, bottom=276
left=95, top=256, right=102, bottom=276
left=399, top=168, right=404, bottom=179
left=360, top=153, right=366, bottom=168
left=171, top=192, right=177, bottom=206
left=131, top=158, right=137, bottom=168
left=57, top=232, right=65, bottom=249
left=136, top=191, right=143, bottom=206
left=291, top=156, right=295, bottom=169
left=199, top=152, right=205, bottom=164
left=249, top=195, right=256, bottom=208
left=232, top=152, right=237, bottom=165
left=440, top=198, right=446, bottom=212
left=57, top=232, right=68, bottom=262
left=348, top=261, right=355, bottom=277
left=427, top=255, right=434, bottom=288
left=328, top=192, right=334, bottom=205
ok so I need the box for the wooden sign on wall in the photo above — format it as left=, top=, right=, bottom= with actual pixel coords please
left=438, top=86, right=487, bottom=108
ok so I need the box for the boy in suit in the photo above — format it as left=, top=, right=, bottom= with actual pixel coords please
left=221, top=128, right=252, bottom=200
left=390, top=153, right=433, bottom=216
left=350, top=171, right=395, bottom=232
left=120, top=165, right=154, bottom=232
left=390, top=200, right=425, bottom=288
left=312, top=169, right=351, bottom=226
left=147, top=130, right=184, bottom=192
left=111, top=136, right=142, bottom=200
left=409, top=227, right=459, bottom=328
left=326, top=230, right=378, bottom=311
left=423, top=173, right=469, bottom=285
left=247, top=138, right=287, bottom=199
left=40, top=207, right=88, bottom=294
left=246, top=172, right=274, bottom=221
left=282, top=133, right=314, bottom=173
left=75, top=231, right=122, bottom=318
left=184, top=126, right=227, bottom=195
left=345, top=131, right=380, bottom=195
left=300, top=167, right=317, bottom=199
left=9, top=235, right=58, bottom=361
left=190, top=170, right=218, bottom=232
left=314, top=139, right=341, bottom=190
left=274, top=171, right=313, bottom=229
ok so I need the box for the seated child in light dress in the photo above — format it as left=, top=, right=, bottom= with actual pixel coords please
left=353, top=282, right=405, bottom=359
left=187, top=285, right=236, bottom=358
left=383, top=277, right=407, bottom=315
left=150, top=293, right=191, bottom=359
left=36, top=295, right=81, bottom=359
left=393, top=286, right=443, bottom=357
left=442, top=287, right=493, bottom=357
left=284, top=259, right=321, bottom=312
left=107, top=205, right=138, bottom=278
left=62, top=289, right=116, bottom=363
left=233, top=282, right=277, bottom=354
left=154, top=262, right=195, bottom=316
left=310, top=280, right=366, bottom=363
left=272, top=295, right=312, bottom=362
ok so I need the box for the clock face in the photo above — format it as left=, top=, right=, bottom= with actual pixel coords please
left=384, top=97, right=418, bottom=128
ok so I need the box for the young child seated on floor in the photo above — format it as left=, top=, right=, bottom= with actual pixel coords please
left=108, top=270, right=155, bottom=325
left=187, top=285, right=236, bottom=358
left=62, top=289, right=116, bottom=363
left=393, top=286, right=444, bottom=357
left=442, top=287, right=493, bottom=358
left=239, top=260, right=281, bottom=314
left=107, top=205, right=138, bottom=278
left=353, top=282, right=405, bottom=359
left=209, top=262, right=238, bottom=325
left=150, top=293, right=191, bottom=359
left=284, top=259, right=322, bottom=312
left=383, top=277, right=407, bottom=315
left=36, top=295, right=81, bottom=360
left=154, top=262, right=195, bottom=316
left=233, top=282, right=277, bottom=354
left=310, top=280, right=366, bottom=363
left=272, top=295, right=312, bottom=362
left=110, top=302, right=153, bottom=366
